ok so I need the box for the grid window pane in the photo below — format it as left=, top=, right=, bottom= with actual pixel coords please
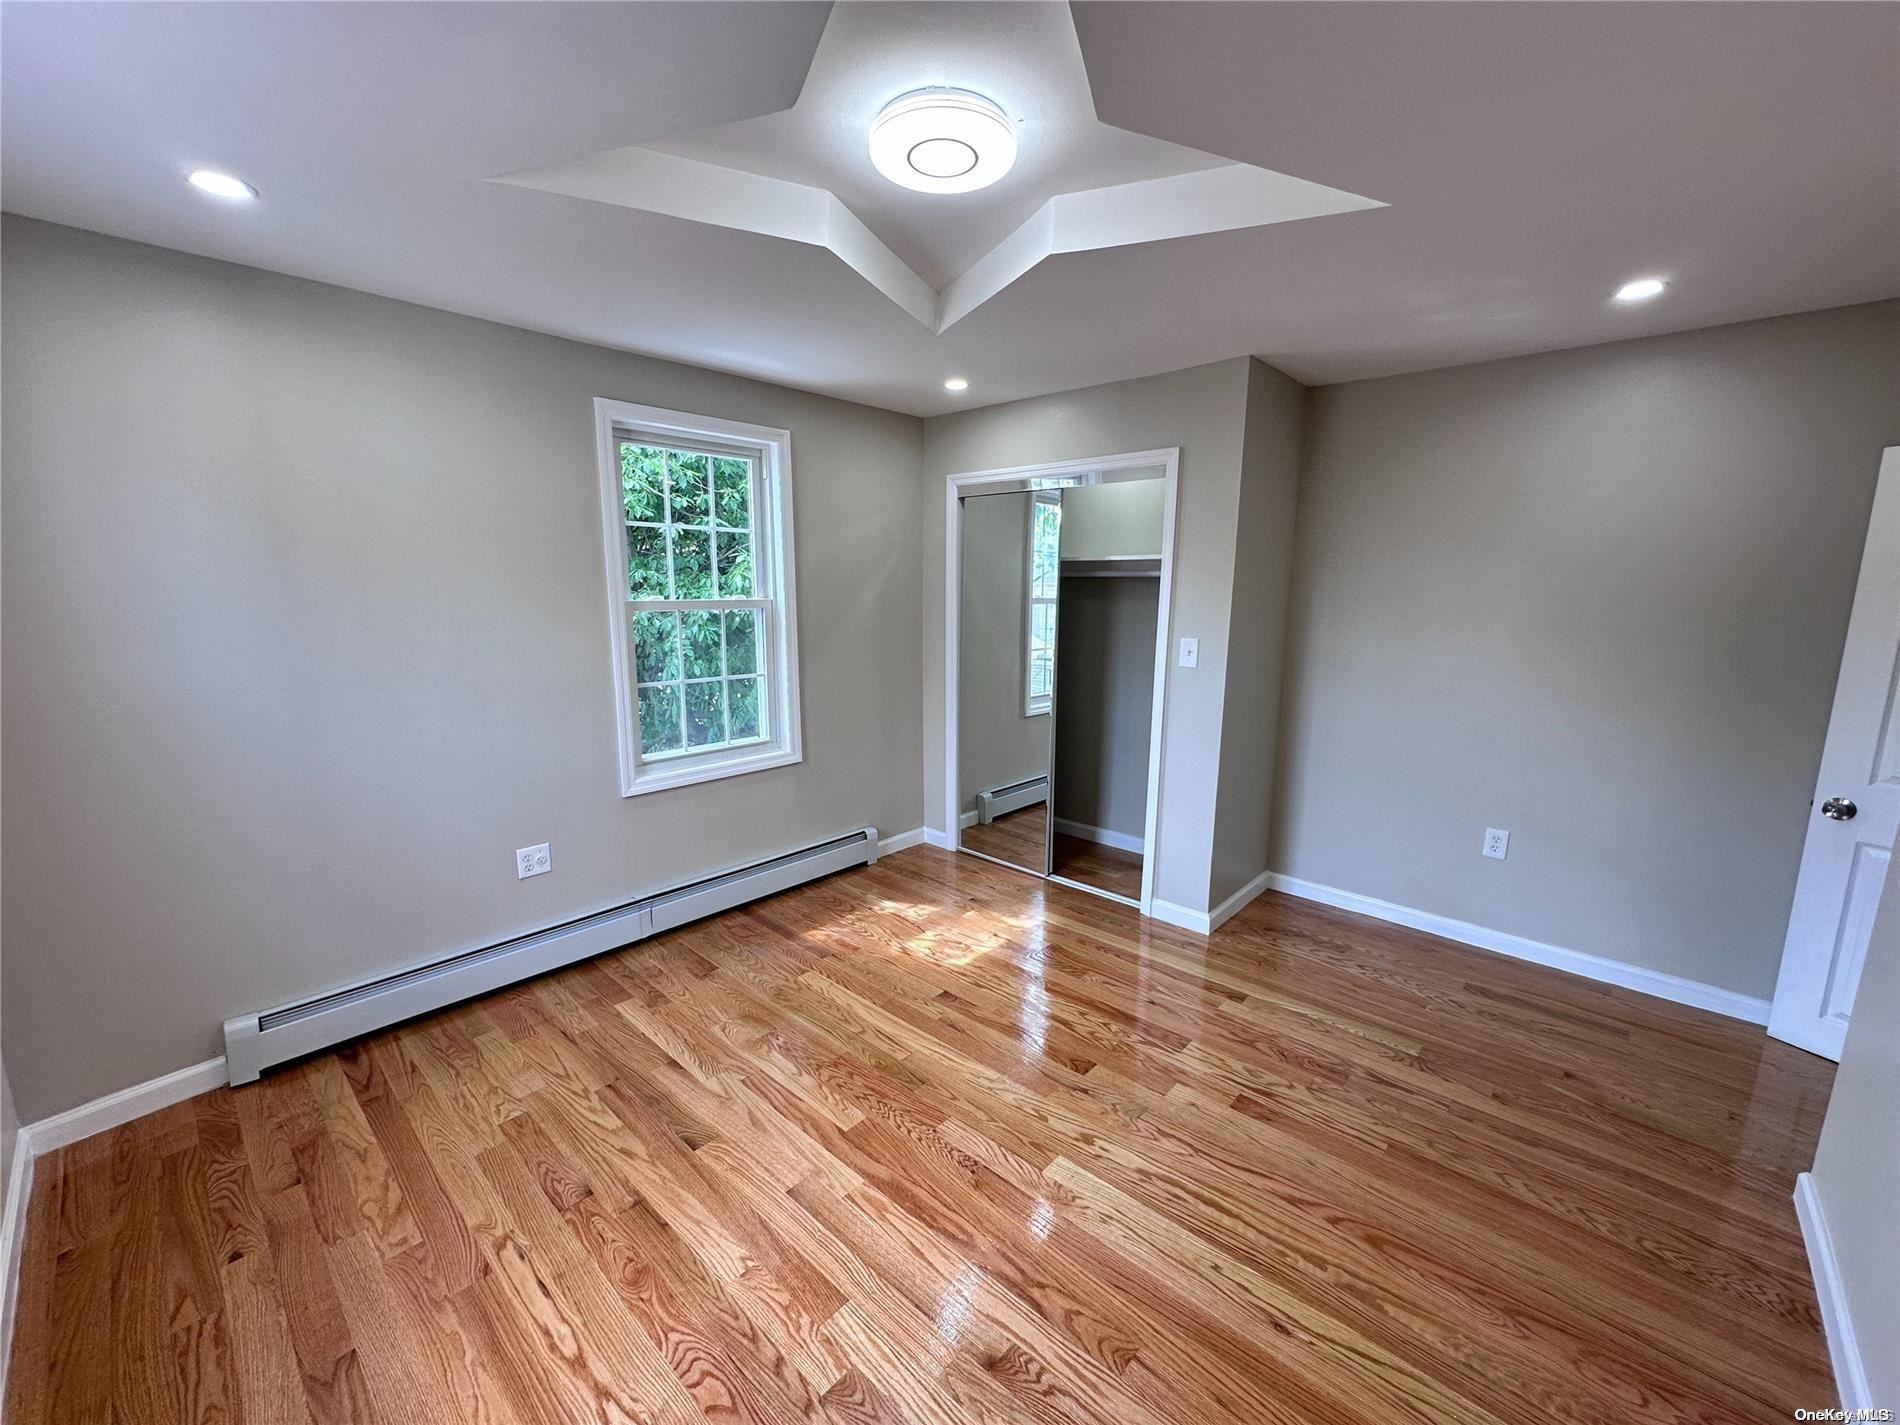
left=621, top=444, right=666, bottom=522
left=728, top=676, right=762, bottom=740
left=680, top=610, right=723, bottom=679
left=669, top=526, right=713, bottom=599
left=638, top=683, right=684, bottom=756
left=685, top=680, right=726, bottom=747
left=616, top=434, right=778, bottom=775
left=713, top=458, right=751, bottom=530
left=715, top=528, right=754, bottom=598
left=668, top=452, right=711, bottom=525
left=1031, top=500, right=1061, bottom=598
left=632, top=610, right=679, bottom=684
left=724, top=609, right=759, bottom=676
left=627, top=524, right=668, bottom=599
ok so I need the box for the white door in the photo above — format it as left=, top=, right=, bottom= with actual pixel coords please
left=1770, top=446, right=1900, bottom=1060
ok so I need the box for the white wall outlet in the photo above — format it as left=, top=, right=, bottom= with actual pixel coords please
left=516, top=843, right=552, bottom=879
left=1482, top=828, right=1510, bottom=860
left=1178, top=637, right=1199, bottom=669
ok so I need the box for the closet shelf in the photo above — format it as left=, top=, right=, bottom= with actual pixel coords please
left=1059, top=556, right=1161, bottom=578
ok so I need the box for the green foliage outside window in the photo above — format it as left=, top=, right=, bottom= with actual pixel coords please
left=621, top=441, right=767, bottom=759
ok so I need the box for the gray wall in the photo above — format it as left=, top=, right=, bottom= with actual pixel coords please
left=1053, top=575, right=1157, bottom=841
left=1, top=216, right=927, bottom=1121
left=924, top=359, right=1253, bottom=912
left=1274, top=301, right=1900, bottom=998
left=1810, top=859, right=1900, bottom=1405
left=957, top=491, right=1049, bottom=815
left=1209, top=358, right=1305, bottom=904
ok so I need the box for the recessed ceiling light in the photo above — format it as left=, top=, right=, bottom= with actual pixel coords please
left=944, top=377, right=970, bottom=392
left=870, top=89, right=1017, bottom=195
left=187, top=168, right=257, bottom=201
left=1613, top=276, right=1666, bottom=304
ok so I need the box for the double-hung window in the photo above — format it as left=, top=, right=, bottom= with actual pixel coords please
left=1024, top=493, right=1060, bottom=716
left=594, top=399, right=801, bottom=796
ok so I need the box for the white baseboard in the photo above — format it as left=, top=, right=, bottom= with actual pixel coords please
left=876, top=828, right=928, bottom=856
left=1265, top=873, right=1772, bottom=1025
left=0, top=1134, right=35, bottom=1403
left=1150, top=867, right=1274, bottom=936
left=959, top=810, right=979, bottom=829
left=21, top=1056, right=228, bottom=1156
left=923, top=826, right=956, bottom=850
left=1053, top=818, right=1145, bottom=855
left=1148, top=898, right=1211, bottom=934
left=1795, top=1172, right=1872, bottom=1410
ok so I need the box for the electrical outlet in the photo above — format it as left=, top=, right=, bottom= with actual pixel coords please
left=516, top=843, right=552, bottom=879
left=1482, top=828, right=1510, bottom=860
left=1178, top=637, right=1199, bottom=669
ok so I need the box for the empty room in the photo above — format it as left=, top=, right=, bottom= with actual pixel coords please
left=2, top=3, right=1898, bottom=1421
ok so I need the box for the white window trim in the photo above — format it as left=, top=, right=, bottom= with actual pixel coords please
left=593, top=398, right=802, bottom=797
left=1023, top=492, right=1059, bottom=717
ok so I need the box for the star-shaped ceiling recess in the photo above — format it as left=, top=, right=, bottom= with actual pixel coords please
left=495, top=3, right=1384, bottom=335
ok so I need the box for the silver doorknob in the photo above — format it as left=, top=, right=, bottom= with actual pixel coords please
left=1822, top=797, right=1858, bottom=821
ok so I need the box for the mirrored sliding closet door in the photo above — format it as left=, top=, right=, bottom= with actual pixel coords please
left=953, top=463, right=1170, bottom=910
left=957, top=490, right=1056, bottom=877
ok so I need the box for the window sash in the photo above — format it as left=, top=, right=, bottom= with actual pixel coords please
left=615, top=430, right=779, bottom=770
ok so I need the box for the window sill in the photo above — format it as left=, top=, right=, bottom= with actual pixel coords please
left=623, top=744, right=802, bottom=797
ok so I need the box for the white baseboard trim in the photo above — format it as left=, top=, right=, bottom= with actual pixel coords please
left=21, top=1056, right=229, bottom=1157
left=1264, top=873, right=1772, bottom=1025
left=1150, top=867, right=1275, bottom=937
left=959, top=810, right=979, bottom=830
left=1148, top=899, right=1210, bottom=934
left=1210, top=869, right=1275, bottom=932
left=923, top=826, right=956, bottom=850
left=1795, top=1172, right=1872, bottom=1410
left=0, top=1134, right=35, bottom=1403
left=1053, top=818, right=1145, bottom=855
left=876, top=828, right=928, bottom=857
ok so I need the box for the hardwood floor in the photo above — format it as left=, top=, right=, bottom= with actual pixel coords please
left=959, top=804, right=1047, bottom=873
left=5, top=846, right=1835, bottom=1425
left=1049, top=834, right=1144, bottom=901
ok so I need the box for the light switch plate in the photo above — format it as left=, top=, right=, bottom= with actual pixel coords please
left=516, top=843, right=552, bottom=878
left=1178, top=637, right=1199, bottom=669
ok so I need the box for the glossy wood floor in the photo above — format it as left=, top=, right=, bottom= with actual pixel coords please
left=1049, top=835, right=1144, bottom=902
left=6, top=846, right=1836, bottom=1425
left=958, top=805, right=1046, bottom=874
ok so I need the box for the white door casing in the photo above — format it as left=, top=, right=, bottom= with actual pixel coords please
left=1769, top=446, right=1900, bottom=1060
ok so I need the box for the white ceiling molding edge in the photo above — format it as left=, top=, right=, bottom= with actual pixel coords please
left=495, top=148, right=1381, bottom=334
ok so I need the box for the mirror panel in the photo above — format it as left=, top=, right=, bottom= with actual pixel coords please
left=957, top=491, right=1056, bottom=875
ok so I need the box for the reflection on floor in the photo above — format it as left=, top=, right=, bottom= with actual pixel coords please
left=1051, top=832, right=1144, bottom=901
left=960, top=802, right=1047, bottom=873
left=4, top=847, right=1837, bottom=1425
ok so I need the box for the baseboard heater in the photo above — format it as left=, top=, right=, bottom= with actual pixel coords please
left=975, top=776, right=1047, bottom=824
left=222, top=826, right=879, bottom=1085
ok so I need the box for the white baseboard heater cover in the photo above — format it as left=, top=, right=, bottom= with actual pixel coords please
left=976, top=776, right=1047, bottom=824
left=223, top=827, right=879, bottom=1085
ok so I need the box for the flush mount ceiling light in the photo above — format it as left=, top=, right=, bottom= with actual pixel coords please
left=1614, top=276, right=1667, bottom=303
left=870, top=88, right=1017, bottom=195
left=943, top=376, right=969, bottom=392
left=187, top=168, right=256, bottom=201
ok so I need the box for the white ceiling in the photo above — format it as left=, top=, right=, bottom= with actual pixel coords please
left=497, top=4, right=1381, bottom=332
left=3, top=2, right=1895, bottom=417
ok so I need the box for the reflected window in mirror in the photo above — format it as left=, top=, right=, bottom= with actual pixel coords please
left=1024, top=493, right=1060, bottom=715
